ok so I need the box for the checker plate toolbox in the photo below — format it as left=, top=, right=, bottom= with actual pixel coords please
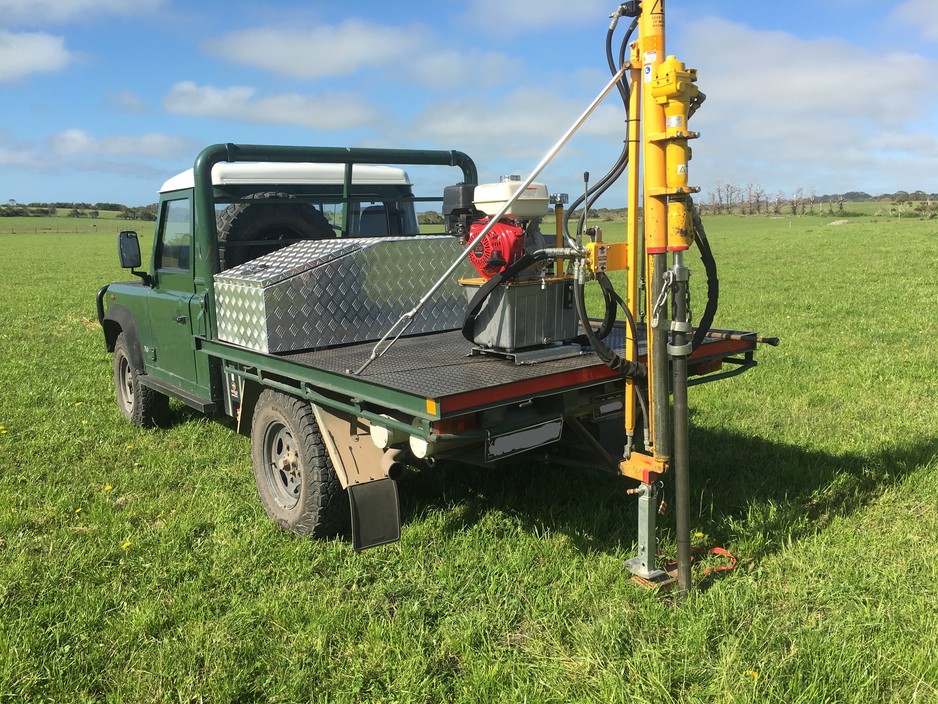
left=214, top=236, right=475, bottom=353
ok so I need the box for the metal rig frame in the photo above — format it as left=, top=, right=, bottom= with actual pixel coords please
left=614, top=0, right=700, bottom=594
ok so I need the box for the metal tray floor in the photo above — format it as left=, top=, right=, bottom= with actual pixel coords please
left=279, top=328, right=636, bottom=401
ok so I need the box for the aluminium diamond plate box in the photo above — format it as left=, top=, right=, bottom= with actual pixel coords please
left=214, top=236, right=474, bottom=353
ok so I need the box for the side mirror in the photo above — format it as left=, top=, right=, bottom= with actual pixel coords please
left=118, top=231, right=141, bottom=269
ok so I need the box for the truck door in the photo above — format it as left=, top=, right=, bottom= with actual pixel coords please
left=145, top=196, right=200, bottom=393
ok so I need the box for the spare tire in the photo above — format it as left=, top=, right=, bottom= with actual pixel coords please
left=216, top=192, right=334, bottom=270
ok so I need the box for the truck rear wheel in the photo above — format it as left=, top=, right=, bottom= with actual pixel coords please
left=216, top=192, right=334, bottom=270
left=113, top=332, right=168, bottom=427
left=251, top=390, right=348, bottom=538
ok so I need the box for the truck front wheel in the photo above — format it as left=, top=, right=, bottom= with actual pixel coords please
left=113, top=332, right=168, bottom=427
left=251, top=390, right=348, bottom=538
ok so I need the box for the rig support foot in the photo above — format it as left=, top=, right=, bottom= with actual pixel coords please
left=625, top=482, right=669, bottom=584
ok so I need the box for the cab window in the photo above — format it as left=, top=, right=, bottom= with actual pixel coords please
left=157, top=198, right=191, bottom=271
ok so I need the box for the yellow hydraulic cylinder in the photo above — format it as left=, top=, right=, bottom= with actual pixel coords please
left=652, top=56, right=698, bottom=184
left=667, top=199, right=693, bottom=251
left=652, top=55, right=700, bottom=251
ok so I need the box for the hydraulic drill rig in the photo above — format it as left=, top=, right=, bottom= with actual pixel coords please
left=451, top=0, right=713, bottom=592
left=355, top=0, right=767, bottom=589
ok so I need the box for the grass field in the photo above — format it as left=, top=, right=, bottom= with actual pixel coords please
left=0, top=210, right=936, bottom=702
left=0, top=210, right=146, bottom=236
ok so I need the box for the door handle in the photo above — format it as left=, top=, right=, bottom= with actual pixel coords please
left=173, top=315, right=188, bottom=324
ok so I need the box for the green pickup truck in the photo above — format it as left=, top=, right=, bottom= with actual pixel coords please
left=97, top=143, right=757, bottom=551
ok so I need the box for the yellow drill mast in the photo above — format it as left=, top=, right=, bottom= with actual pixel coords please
left=620, top=0, right=700, bottom=592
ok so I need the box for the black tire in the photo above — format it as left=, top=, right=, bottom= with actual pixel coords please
left=216, top=192, right=334, bottom=270
left=250, top=390, right=348, bottom=537
left=113, top=332, right=168, bottom=428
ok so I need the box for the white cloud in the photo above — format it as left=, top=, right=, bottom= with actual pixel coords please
left=408, top=87, right=624, bottom=160
left=0, top=129, right=193, bottom=187
left=687, top=18, right=932, bottom=127
left=204, top=19, right=520, bottom=89
left=408, top=48, right=523, bottom=90
left=678, top=17, right=938, bottom=193
left=0, top=0, right=164, bottom=23
left=107, top=89, right=149, bottom=114
left=868, top=130, right=938, bottom=158
left=459, top=0, right=609, bottom=33
left=892, top=0, right=938, bottom=41
left=47, top=129, right=194, bottom=158
left=0, top=30, right=73, bottom=82
left=163, top=81, right=382, bottom=131
left=205, top=19, right=422, bottom=80
left=0, top=143, right=43, bottom=168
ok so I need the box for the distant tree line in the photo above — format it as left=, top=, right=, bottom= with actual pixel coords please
left=0, top=204, right=57, bottom=217
left=115, top=205, right=158, bottom=221
left=418, top=184, right=938, bottom=225
left=699, top=183, right=938, bottom=218
left=0, top=200, right=157, bottom=220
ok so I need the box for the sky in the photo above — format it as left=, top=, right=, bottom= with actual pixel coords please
left=1, top=0, right=936, bottom=207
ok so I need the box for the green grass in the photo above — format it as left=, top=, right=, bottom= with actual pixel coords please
left=0, top=210, right=144, bottom=235
left=1, top=213, right=937, bottom=702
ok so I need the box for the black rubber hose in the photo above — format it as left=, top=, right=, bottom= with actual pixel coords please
left=560, top=16, right=643, bottom=357
left=574, top=16, right=637, bottom=226
left=563, top=18, right=637, bottom=244
left=635, top=385, right=649, bottom=431
left=607, top=16, right=635, bottom=105
left=598, top=272, right=640, bottom=349
left=573, top=273, right=646, bottom=379
left=461, top=252, right=548, bottom=343
left=580, top=18, right=638, bottom=214
left=596, top=273, right=618, bottom=338
left=690, top=204, right=719, bottom=350
left=556, top=18, right=637, bottom=342
left=598, top=267, right=649, bottom=433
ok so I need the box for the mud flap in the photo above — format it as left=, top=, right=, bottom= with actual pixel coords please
left=348, top=478, right=401, bottom=551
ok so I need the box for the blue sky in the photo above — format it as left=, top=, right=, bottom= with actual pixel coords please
left=1, top=0, right=935, bottom=206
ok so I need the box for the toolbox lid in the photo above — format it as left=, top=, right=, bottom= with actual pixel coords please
left=213, top=239, right=363, bottom=287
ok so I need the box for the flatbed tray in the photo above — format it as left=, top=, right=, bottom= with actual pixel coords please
left=276, top=327, right=756, bottom=416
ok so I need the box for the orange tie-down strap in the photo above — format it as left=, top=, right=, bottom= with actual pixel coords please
left=662, top=546, right=738, bottom=578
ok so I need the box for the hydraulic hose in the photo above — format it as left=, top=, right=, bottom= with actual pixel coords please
left=596, top=273, right=618, bottom=338
left=598, top=272, right=640, bottom=350
left=598, top=273, right=649, bottom=432
left=690, top=202, right=719, bottom=350
left=563, top=18, right=637, bottom=244
left=559, top=15, right=638, bottom=342
left=461, top=252, right=548, bottom=343
left=573, top=270, right=646, bottom=379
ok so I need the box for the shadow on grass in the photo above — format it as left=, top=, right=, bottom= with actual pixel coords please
left=395, top=426, right=938, bottom=562
left=162, top=401, right=241, bottom=431
left=157, top=398, right=936, bottom=566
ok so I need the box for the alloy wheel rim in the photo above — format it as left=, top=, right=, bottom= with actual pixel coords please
left=263, top=422, right=301, bottom=510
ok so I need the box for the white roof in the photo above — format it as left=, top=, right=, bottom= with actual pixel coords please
left=160, top=162, right=412, bottom=193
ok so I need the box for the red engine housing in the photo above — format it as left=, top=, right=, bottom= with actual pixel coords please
left=467, top=218, right=525, bottom=279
